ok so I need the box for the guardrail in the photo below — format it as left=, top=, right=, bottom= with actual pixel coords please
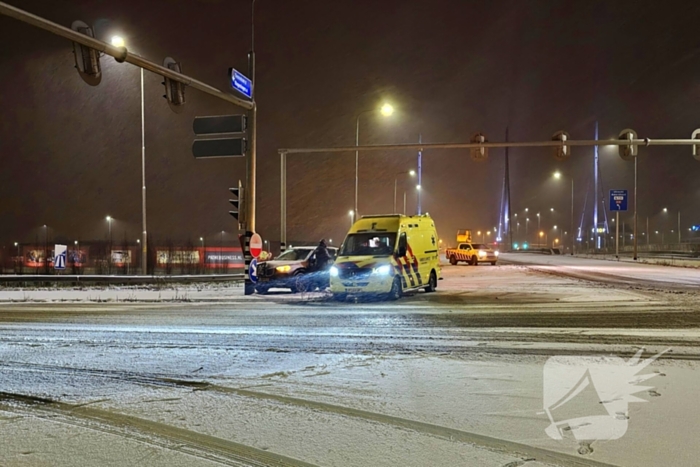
left=0, top=274, right=244, bottom=285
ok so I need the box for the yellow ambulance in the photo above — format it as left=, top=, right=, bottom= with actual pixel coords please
left=330, top=214, right=441, bottom=300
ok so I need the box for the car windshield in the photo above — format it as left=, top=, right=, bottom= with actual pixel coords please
left=340, top=233, right=396, bottom=256
left=473, top=244, right=489, bottom=250
left=275, top=248, right=312, bottom=261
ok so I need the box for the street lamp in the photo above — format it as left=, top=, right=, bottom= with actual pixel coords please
left=110, top=35, right=125, bottom=48
left=349, top=209, right=355, bottom=227
left=394, top=169, right=416, bottom=214
left=553, top=171, right=575, bottom=255
left=355, top=103, right=394, bottom=217
left=111, top=35, right=147, bottom=275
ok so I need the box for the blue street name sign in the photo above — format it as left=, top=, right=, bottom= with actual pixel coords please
left=609, top=189, right=628, bottom=211
left=229, top=68, right=252, bottom=99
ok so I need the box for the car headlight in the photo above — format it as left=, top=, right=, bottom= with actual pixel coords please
left=494, top=251, right=499, bottom=257
left=372, top=264, right=392, bottom=276
left=329, top=266, right=339, bottom=277
left=478, top=250, right=486, bottom=257
left=275, top=265, right=291, bottom=273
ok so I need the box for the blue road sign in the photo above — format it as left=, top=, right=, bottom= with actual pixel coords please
left=249, top=258, right=258, bottom=283
left=54, top=244, right=67, bottom=270
left=609, top=189, right=628, bottom=211
left=229, top=68, right=252, bottom=99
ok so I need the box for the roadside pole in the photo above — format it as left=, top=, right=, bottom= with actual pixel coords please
left=242, top=1, right=257, bottom=295
left=615, top=211, right=620, bottom=260
left=633, top=155, right=638, bottom=260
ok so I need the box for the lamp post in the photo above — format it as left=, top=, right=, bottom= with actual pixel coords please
left=355, top=103, right=394, bottom=217
left=537, top=212, right=541, bottom=232
left=42, top=224, right=48, bottom=274
left=553, top=171, right=575, bottom=255
left=111, top=35, right=147, bottom=275
left=220, top=230, right=225, bottom=274
left=393, top=170, right=415, bottom=213
left=106, top=216, right=113, bottom=248
left=349, top=209, right=355, bottom=227
left=415, top=184, right=421, bottom=215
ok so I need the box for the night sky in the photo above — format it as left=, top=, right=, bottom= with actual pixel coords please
left=2, top=0, right=700, bottom=249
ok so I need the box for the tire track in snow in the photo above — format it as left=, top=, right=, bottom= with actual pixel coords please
left=0, top=392, right=318, bottom=467
left=203, top=384, right=615, bottom=467
left=0, top=362, right=611, bottom=467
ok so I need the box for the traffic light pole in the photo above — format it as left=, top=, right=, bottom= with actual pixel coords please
left=279, top=136, right=700, bottom=256
left=241, top=2, right=257, bottom=295
left=0, top=2, right=254, bottom=111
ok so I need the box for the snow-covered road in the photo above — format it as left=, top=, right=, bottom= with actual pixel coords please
left=501, top=252, right=700, bottom=289
left=1, top=262, right=699, bottom=466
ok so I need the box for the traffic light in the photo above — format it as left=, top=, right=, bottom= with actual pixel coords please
left=162, top=57, right=185, bottom=111
left=551, top=131, right=570, bottom=161
left=229, top=180, right=246, bottom=228
left=618, top=129, right=638, bottom=161
left=470, top=132, right=488, bottom=161
left=70, top=20, right=101, bottom=86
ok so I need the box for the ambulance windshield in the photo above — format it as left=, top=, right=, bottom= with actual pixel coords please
left=340, top=233, right=396, bottom=256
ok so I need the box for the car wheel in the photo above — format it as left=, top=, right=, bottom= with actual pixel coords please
left=470, top=255, right=478, bottom=266
left=293, top=273, right=309, bottom=293
left=388, top=276, right=403, bottom=300
left=449, top=255, right=457, bottom=265
left=255, top=285, right=269, bottom=295
left=424, top=270, right=437, bottom=293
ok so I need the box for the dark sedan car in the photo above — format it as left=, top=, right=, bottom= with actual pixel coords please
left=255, top=246, right=338, bottom=294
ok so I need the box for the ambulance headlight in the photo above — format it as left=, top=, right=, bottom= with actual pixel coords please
left=329, top=266, right=339, bottom=277
left=478, top=250, right=487, bottom=257
left=373, top=265, right=392, bottom=276
left=494, top=251, right=499, bottom=257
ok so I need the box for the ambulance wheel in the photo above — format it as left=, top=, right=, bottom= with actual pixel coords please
left=424, top=271, right=437, bottom=293
left=470, top=256, right=478, bottom=266
left=388, top=276, right=403, bottom=300
left=449, top=255, right=457, bottom=265
left=333, top=293, right=347, bottom=302
left=490, top=261, right=497, bottom=266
